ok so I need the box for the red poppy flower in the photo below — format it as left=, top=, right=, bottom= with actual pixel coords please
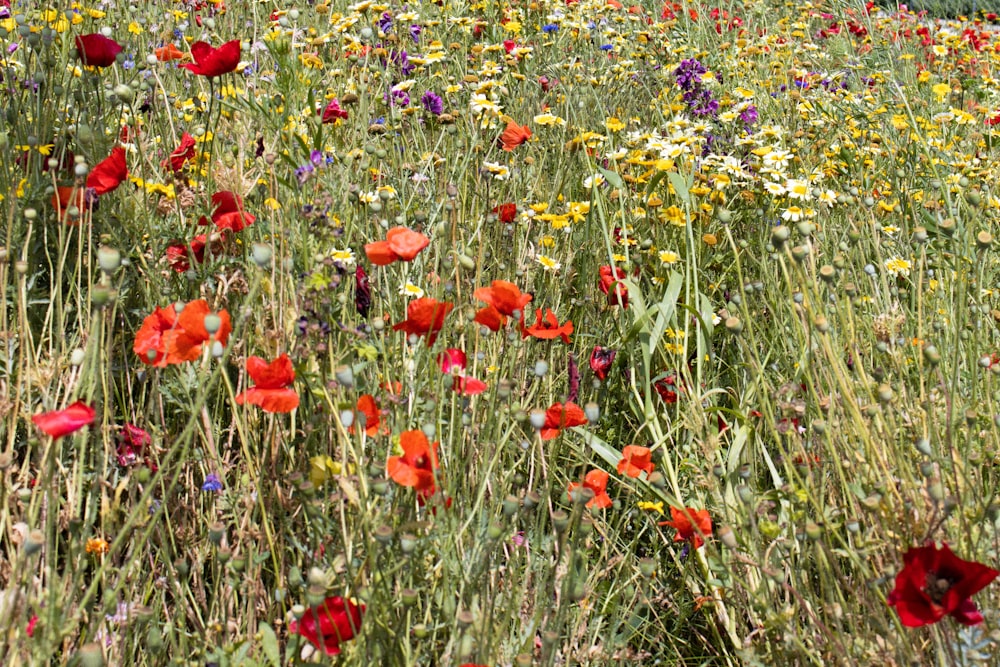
left=116, top=423, right=152, bottom=467
left=659, top=506, right=712, bottom=548
left=235, top=354, right=299, bottom=413
left=567, top=469, right=612, bottom=509
left=163, top=132, right=197, bottom=172
left=75, top=34, right=122, bottom=68
left=199, top=191, right=255, bottom=232
left=32, top=401, right=96, bottom=439
left=52, top=186, right=87, bottom=219
left=474, top=280, right=532, bottom=331
left=540, top=401, right=587, bottom=440
left=492, top=202, right=517, bottom=223
left=887, top=543, right=999, bottom=628
left=86, top=146, right=128, bottom=195
left=500, top=120, right=532, bottom=151
left=617, top=445, right=655, bottom=478
left=364, top=227, right=430, bottom=266
left=654, top=372, right=681, bottom=404
left=180, top=39, right=241, bottom=77
left=165, top=234, right=224, bottom=273
left=521, top=308, right=573, bottom=344
left=438, top=349, right=488, bottom=395
left=387, top=430, right=441, bottom=500
left=289, top=596, right=364, bottom=656
left=154, top=43, right=187, bottom=62
left=599, top=265, right=629, bottom=308
left=393, top=297, right=453, bottom=345
left=162, top=299, right=232, bottom=364
left=352, top=394, right=386, bottom=436
left=321, top=99, right=349, bottom=123
left=589, top=346, right=616, bottom=380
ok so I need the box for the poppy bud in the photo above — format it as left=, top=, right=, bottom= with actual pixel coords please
left=208, top=522, right=226, bottom=546
left=252, top=243, right=273, bottom=267
left=401, top=588, right=419, bottom=606
left=24, top=529, right=44, bottom=555
left=977, top=231, right=992, bottom=249
left=76, top=643, right=105, bottom=667
left=585, top=402, right=600, bottom=424
left=529, top=409, right=546, bottom=430
left=552, top=510, right=569, bottom=533
left=374, top=525, right=393, bottom=545
left=523, top=491, right=540, bottom=511
left=413, top=623, right=429, bottom=639
left=502, top=495, right=520, bottom=517
left=400, top=533, right=418, bottom=553
left=203, top=314, right=222, bottom=335
left=97, top=246, right=122, bottom=274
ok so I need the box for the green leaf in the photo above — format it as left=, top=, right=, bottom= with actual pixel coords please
left=648, top=271, right=685, bottom=356
left=259, top=622, right=281, bottom=667
left=667, top=171, right=691, bottom=204
left=598, top=166, right=624, bottom=190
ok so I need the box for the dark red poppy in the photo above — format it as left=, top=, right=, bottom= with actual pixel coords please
left=116, top=423, right=156, bottom=471
left=198, top=191, right=255, bottom=232
left=321, top=99, right=349, bottom=123
left=567, top=469, right=612, bottom=509
left=887, top=543, right=999, bottom=628
left=289, top=596, right=364, bottom=656
left=235, top=354, right=299, bottom=413
left=393, top=297, right=453, bottom=345
left=599, top=265, right=629, bottom=308
left=387, top=429, right=441, bottom=500
left=659, top=507, right=712, bottom=548
left=617, top=445, right=655, bottom=478
left=32, top=401, right=96, bottom=439
left=355, top=266, right=371, bottom=317
left=87, top=146, right=128, bottom=195
left=521, top=308, right=573, bottom=344
left=654, top=372, right=680, bottom=404
left=180, top=39, right=241, bottom=77
left=589, top=346, right=616, bottom=380
left=165, top=234, right=223, bottom=273
left=163, top=132, right=197, bottom=172
left=75, top=34, right=122, bottom=68
left=540, top=401, right=587, bottom=440
left=364, top=227, right=430, bottom=266
left=500, top=120, right=532, bottom=151
left=492, top=203, right=517, bottom=223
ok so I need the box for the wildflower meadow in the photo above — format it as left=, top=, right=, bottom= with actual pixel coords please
left=4, top=0, right=1000, bottom=664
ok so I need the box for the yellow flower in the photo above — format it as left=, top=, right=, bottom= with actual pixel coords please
left=658, top=250, right=680, bottom=264
left=604, top=117, right=625, bottom=132
left=932, top=83, right=951, bottom=101
left=637, top=501, right=664, bottom=515
left=128, top=22, right=143, bottom=35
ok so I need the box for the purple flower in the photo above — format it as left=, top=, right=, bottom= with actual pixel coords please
left=378, top=12, right=393, bottom=34
left=409, top=24, right=422, bottom=43
left=673, top=58, right=707, bottom=91
left=202, top=474, right=223, bottom=492
left=739, top=104, right=758, bottom=126
left=420, top=90, right=443, bottom=115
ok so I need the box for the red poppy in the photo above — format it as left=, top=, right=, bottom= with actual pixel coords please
left=567, top=469, right=612, bottom=509
left=887, top=543, right=999, bottom=628
left=32, top=401, right=96, bottom=439
left=474, top=280, right=532, bottom=331
left=163, top=132, right=197, bottom=172
left=289, top=596, right=364, bottom=656
left=500, top=120, right=532, bottom=151
left=589, top=346, right=616, bottom=380
left=75, top=34, right=122, bottom=68
left=52, top=186, right=87, bottom=219
left=196, top=191, right=255, bottom=232
left=654, top=372, right=681, bottom=404
left=235, top=354, right=299, bottom=413
left=154, top=43, right=187, bottom=62
left=26, top=615, right=37, bottom=638
left=599, top=265, right=629, bottom=308
left=352, top=394, right=386, bottom=436
left=116, top=423, right=153, bottom=467
left=162, top=299, right=232, bottom=364
left=321, top=99, right=349, bottom=123
left=387, top=429, right=441, bottom=500
left=617, top=445, right=655, bottom=478
left=492, top=202, right=517, bottom=223
left=521, top=308, right=573, bottom=344
left=165, top=234, right=223, bottom=273
left=393, top=297, right=453, bottom=345
left=86, top=146, right=128, bottom=195
left=180, top=39, right=241, bottom=77
left=134, top=303, right=180, bottom=366
left=437, top=348, right=488, bottom=395
left=659, top=506, right=712, bottom=548
left=364, top=227, right=430, bottom=266
left=540, top=401, right=587, bottom=440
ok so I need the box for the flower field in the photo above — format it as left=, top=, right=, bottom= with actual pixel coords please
left=3, top=0, right=1000, bottom=664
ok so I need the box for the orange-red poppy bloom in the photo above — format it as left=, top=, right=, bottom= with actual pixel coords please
left=352, top=394, right=387, bottom=436
left=163, top=132, right=197, bottom=172
left=500, top=120, right=532, bottom=151
left=617, top=445, right=655, bottom=478
left=473, top=280, right=532, bottom=331
left=568, top=469, right=612, bottom=509
left=387, top=430, right=441, bottom=500
left=521, top=308, right=573, bottom=343
left=659, top=506, right=712, bottom=548
left=235, top=354, right=299, bottom=413
left=393, top=297, right=453, bottom=345
left=289, top=595, right=364, bottom=656
left=134, top=299, right=232, bottom=367
left=154, top=43, right=187, bottom=62
left=364, top=227, right=430, bottom=266
left=52, top=187, right=88, bottom=219
left=199, top=191, right=255, bottom=232
left=540, top=401, right=588, bottom=440
left=599, top=265, right=629, bottom=308
left=32, top=401, right=96, bottom=439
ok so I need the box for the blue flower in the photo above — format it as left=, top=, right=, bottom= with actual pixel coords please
left=202, top=474, right=223, bottom=492
left=542, top=24, right=559, bottom=33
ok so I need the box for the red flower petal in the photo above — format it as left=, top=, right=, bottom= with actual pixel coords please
left=180, top=39, right=241, bottom=77
left=75, top=34, right=122, bottom=68
left=32, top=401, right=96, bottom=439
left=87, top=146, right=128, bottom=195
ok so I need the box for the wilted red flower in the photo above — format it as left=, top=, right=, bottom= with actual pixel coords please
left=289, top=596, right=364, bottom=656
left=321, top=99, right=349, bottom=123
left=154, top=43, right=187, bottom=62
left=235, top=354, right=299, bottom=413
left=76, top=34, right=122, bottom=68
left=87, top=146, right=128, bottom=195
left=180, top=40, right=241, bottom=77
left=654, top=372, right=680, bottom=404
left=134, top=299, right=232, bottom=366
left=492, top=202, right=517, bottom=223
left=568, top=469, right=612, bottom=509
left=659, top=507, right=712, bottom=548
left=199, top=191, right=255, bottom=232
left=540, top=401, right=587, bottom=440
left=521, top=308, right=573, bottom=344
left=474, top=280, right=532, bottom=331
left=599, top=265, right=629, bottom=308
left=617, top=445, right=655, bottom=478
left=887, top=543, right=999, bottom=628
left=393, top=297, right=453, bottom=345
left=364, top=227, right=430, bottom=266
left=589, top=346, right=616, bottom=380
left=163, top=132, right=197, bottom=172
left=387, top=430, right=441, bottom=500
left=438, top=348, right=488, bottom=395
left=355, top=266, right=371, bottom=317
left=352, top=394, right=386, bottom=436
left=32, top=401, right=96, bottom=439
left=500, top=120, right=532, bottom=151
left=116, top=423, right=153, bottom=468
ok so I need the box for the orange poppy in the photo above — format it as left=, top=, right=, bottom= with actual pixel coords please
left=540, top=401, right=587, bottom=440
left=567, top=469, right=612, bottom=509
left=160, top=299, right=232, bottom=364
left=387, top=430, right=440, bottom=500
left=235, top=354, right=299, bottom=413
left=52, top=186, right=88, bottom=220
left=617, top=445, right=655, bottom=478
left=133, top=303, right=181, bottom=367
left=364, top=227, right=430, bottom=266
left=521, top=308, right=573, bottom=344
left=474, top=280, right=532, bottom=331
left=500, top=120, right=532, bottom=151
left=352, top=394, right=386, bottom=436
left=659, top=506, right=712, bottom=548
left=155, top=43, right=188, bottom=62
left=393, top=297, right=453, bottom=345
